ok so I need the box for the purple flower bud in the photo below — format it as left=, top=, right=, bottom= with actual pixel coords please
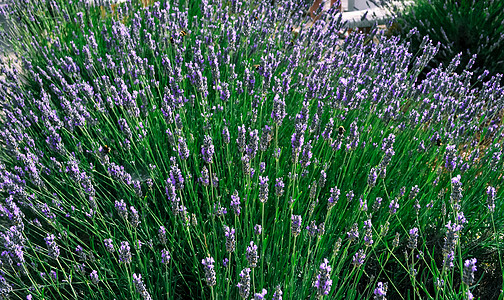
left=291, top=215, right=302, bottom=237
left=272, top=285, right=283, bottom=300
left=306, top=220, right=318, bottom=237
left=275, top=178, right=285, bottom=197
left=44, top=234, right=60, bottom=259
left=246, top=241, right=258, bottom=268
left=368, top=167, right=378, bottom=188
left=486, top=186, right=496, bottom=213
left=389, top=198, right=399, bottom=214
left=443, top=221, right=462, bottom=269
left=222, top=126, right=231, bottom=144
left=254, top=224, right=262, bottom=236
left=463, top=258, right=477, bottom=286
left=237, top=125, right=247, bottom=153
left=346, top=190, right=355, bottom=203
left=373, top=282, right=388, bottom=300
left=364, top=219, right=373, bottom=246
left=0, top=275, right=12, bottom=296
left=202, top=257, right=216, bottom=287
left=259, top=125, right=272, bottom=151
left=259, top=162, right=266, bottom=173
left=161, top=249, right=171, bottom=264
left=104, top=239, right=114, bottom=253
left=271, top=94, right=286, bottom=125
left=352, top=249, right=366, bottom=267
left=129, top=206, right=140, bottom=228
left=409, top=185, right=420, bottom=200
left=314, top=258, right=332, bottom=297
left=158, top=226, right=167, bottom=245
left=90, top=270, right=99, bottom=284
left=258, top=175, right=269, bottom=203
left=254, top=289, right=267, bottom=300
left=119, top=241, right=132, bottom=264
left=450, top=175, right=463, bottom=203
left=347, top=223, right=359, bottom=242
left=115, top=199, right=128, bottom=220
left=230, top=190, right=241, bottom=216
left=132, top=273, right=152, bottom=300
left=199, top=166, right=210, bottom=187
left=318, top=170, right=327, bottom=189
left=408, top=228, right=419, bottom=250
left=201, top=135, right=215, bottom=164
left=328, top=186, right=340, bottom=210
left=445, top=144, right=457, bottom=171
left=224, top=226, right=236, bottom=253
left=237, top=268, right=251, bottom=299
left=178, top=137, right=190, bottom=160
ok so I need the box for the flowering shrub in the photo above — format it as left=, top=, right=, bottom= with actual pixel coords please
left=0, top=0, right=503, bottom=299
left=395, top=0, right=504, bottom=85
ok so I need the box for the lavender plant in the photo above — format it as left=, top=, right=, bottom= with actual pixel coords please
left=0, top=0, right=502, bottom=299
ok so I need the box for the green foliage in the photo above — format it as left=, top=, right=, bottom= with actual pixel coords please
left=0, top=0, right=502, bottom=299
left=396, top=0, right=504, bottom=84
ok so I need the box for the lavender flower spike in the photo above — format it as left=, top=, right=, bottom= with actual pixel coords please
left=44, top=234, right=60, bottom=259
left=246, top=241, right=259, bottom=268
left=291, top=215, right=302, bottom=237
left=202, top=257, right=216, bottom=287
left=463, top=258, right=477, bottom=286
left=271, top=94, right=286, bottom=125
left=201, top=135, right=215, bottom=164
left=258, top=175, right=269, bottom=203
left=237, top=268, right=251, bottom=299
left=486, top=186, right=496, bottom=213
left=89, top=270, right=99, bottom=284
left=314, top=258, right=332, bottom=298
left=224, top=226, right=236, bottom=253
left=118, top=241, right=132, bottom=264
left=373, top=282, right=388, bottom=300
left=254, top=289, right=267, bottom=300
left=132, top=273, right=152, bottom=300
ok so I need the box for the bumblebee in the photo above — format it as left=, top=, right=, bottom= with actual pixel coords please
left=436, top=138, right=442, bottom=147
left=170, top=30, right=188, bottom=44
left=338, top=126, right=345, bottom=135
left=102, top=145, right=111, bottom=154
left=253, top=64, right=261, bottom=70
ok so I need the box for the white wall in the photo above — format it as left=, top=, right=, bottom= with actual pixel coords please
left=343, top=0, right=379, bottom=11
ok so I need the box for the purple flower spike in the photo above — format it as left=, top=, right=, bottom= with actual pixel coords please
left=254, top=289, right=267, bottom=300
left=132, top=273, right=152, bottom=300
left=246, top=241, right=258, bottom=268
left=104, top=239, right=114, bottom=253
left=373, top=282, right=388, bottom=300
left=44, top=234, right=60, bottom=259
left=237, top=268, right=251, bottom=299
left=161, top=249, right=171, bottom=264
left=463, top=258, right=477, bottom=286
left=258, top=175, right=269, bottom=203
left=89, top=270, right=99, bottom=285
left=230, top=190, right=241, bottom=216
left=291, top=215, right=302, bottom=237
left=202, top=257, right=216, bottom=287
left=201, top=135, right=215, bottom=164
left=486, top=186, right=496, bottom=213
left=118, top=241, right=132, bottom=264
left=352, top=249, right=366, bottom=267
left=224, top=226, right=236, bottom=253
left=314, top=258, right=332, bottom=297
